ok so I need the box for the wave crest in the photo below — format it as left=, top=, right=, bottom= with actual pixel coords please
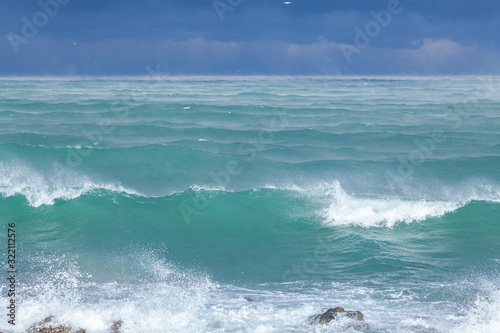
left=322, top=182, right=464, bottom=228
left=0, top=160, right=139, bottom=207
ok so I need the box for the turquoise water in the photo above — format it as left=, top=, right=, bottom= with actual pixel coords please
left=1, top=77, right=500, bottom=332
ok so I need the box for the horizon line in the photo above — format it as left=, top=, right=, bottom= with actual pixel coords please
left=1, top=74, right=499, bottom=81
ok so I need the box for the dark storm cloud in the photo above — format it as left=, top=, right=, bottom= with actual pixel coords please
left=1, top=0, right=499, bottom=75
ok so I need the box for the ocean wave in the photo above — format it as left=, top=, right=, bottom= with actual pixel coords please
left=0, top=160, right=140, bottom=207
left=1, top=156, right=498, bottom=230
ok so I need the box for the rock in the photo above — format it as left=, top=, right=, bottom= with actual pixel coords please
left=29, top=316, right=85, bottom=333
left=309, top=307, right=369, bottom=331
left=346, top=310, right=364, bottom=321
left=111, top=320, right=123, bottom=333
left=310, top=307, right=344, bottom=324
left=29, top=316, right=70, bottom=333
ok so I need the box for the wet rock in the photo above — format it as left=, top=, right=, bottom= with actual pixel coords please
left=310, top=307, right=344, bottom=324
left=29, top=316, right=86, bottom=333
left=346, top=310, right=364, bottom=322
left=111, top=320, right=123, bottom=333
left=310, top=307, right=369, bottom=331
left=29, top=316, right=70, bottom=333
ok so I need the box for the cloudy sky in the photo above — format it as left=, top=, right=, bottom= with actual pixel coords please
left=1, top=0, right=499, bottom=75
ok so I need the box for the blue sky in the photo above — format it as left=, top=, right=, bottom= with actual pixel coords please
left=1, top=0, right=500, bottom=75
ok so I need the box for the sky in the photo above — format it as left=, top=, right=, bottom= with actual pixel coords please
left=1, top=0, right=500, bottom=75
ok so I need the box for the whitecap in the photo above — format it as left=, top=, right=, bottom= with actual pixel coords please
left=321, top=181, right=464, bottom=228
left=0, top=160, right=140, bottom=207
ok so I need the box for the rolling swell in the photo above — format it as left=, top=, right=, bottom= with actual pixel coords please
left=2, top=182, right=499, bottom=284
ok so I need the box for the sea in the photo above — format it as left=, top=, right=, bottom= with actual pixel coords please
left=0, top=77, right=499, bottom=332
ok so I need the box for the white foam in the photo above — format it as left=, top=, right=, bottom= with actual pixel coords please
left=5, top=252, right=336, bottom=333
left=189, top=184, right=225, bottom=192
left=0, top=160, right=140, bottom=207
left=322, top=181, right=464, bottom=228
left=6, top=250, right=218, bottom=333
left=451, top=290, right=500, bottom=333
left=7, top=250, right=500, bottom=333
left=2, top=249, right=366, bottom=332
